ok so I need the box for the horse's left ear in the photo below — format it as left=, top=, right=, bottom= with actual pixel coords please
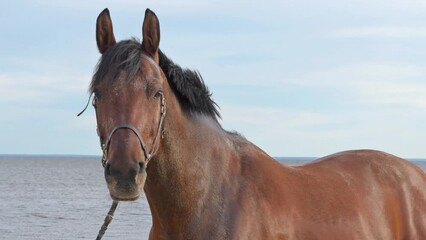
left=142, top=8, right=160, bottom=57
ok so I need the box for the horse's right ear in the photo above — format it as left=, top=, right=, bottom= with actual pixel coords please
left=96, top=8, right=116, bottom=54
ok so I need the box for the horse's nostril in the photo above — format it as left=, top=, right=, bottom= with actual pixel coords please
left=105, top=162, right=112, bottom=176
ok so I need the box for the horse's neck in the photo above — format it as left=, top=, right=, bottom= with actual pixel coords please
left=144, top=112, right=233, bottom=231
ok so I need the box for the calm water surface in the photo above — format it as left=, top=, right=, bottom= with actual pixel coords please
left=0, top=155, right=425, bottom=240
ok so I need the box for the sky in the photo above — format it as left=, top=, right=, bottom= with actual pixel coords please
left=1, top=0, right=426, bottom=158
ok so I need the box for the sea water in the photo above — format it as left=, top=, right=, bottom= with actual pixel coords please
left=0, top=155, right=425, bottom=240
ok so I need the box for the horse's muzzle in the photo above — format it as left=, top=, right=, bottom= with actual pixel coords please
left=104, top=160, right=147, bottom=201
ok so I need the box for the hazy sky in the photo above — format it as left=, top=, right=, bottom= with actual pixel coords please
left=1, top=0, right=426, bottom=158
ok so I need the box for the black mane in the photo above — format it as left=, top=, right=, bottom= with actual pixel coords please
left=158, top=50, right=220, bottom=120
left=90, top=38, right=220, bottom=120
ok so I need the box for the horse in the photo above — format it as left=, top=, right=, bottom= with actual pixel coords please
left=88, top=8, right=426, bottom=239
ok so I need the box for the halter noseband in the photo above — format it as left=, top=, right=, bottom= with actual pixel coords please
left=100, top=95, right=166, bottom=168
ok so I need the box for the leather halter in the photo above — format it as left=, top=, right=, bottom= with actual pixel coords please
left=100, top=95, right=166, bottom=168
left=76, top=53, right=166, bottom=168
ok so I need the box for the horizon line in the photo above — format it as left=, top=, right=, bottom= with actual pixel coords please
left=1, top=154, right=425, bottom=162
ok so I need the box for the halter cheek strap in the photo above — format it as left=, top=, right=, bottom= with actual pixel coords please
left=101, top=95, right=166, bottom=168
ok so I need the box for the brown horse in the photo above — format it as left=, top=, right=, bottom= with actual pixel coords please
left=89, top=8, right=426, bottom=239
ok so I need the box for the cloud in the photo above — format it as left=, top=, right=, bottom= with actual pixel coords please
left=327, top=27, right=426, bottom=38
left=221, top=106, right=333, bottom=129
left=356, top=81, right=426, bottom=109
left=219, top=105, right=337, bottom=156
left=0, top=104, right=100, bottom=154
left=219, top=103, right=426, bottom=158
left=0, top=73, right=90, bottom=104
left=286, top=62, right=426, bottom=110
left=32, top=0, right=221, bottom=13
left=213, top=60, right=426, bottom=157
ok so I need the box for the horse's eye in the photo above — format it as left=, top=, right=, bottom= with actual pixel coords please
left=92, top=95, right=98, bottom=107
left=154, top=90, right=163, bottom=99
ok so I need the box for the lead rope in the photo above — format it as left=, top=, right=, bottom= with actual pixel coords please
left=95, top=200, right=119, bottom=240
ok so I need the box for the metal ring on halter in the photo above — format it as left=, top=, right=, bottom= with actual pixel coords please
left=100, top=95, right=166, bottom=168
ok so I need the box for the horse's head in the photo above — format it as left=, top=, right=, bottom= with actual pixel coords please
left=91, top=8, right=165, bottom=201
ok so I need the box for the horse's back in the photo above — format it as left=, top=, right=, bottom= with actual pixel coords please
left=239, top=149, right=426, bottom=239
left=295, top=149, right=426, bottom=240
